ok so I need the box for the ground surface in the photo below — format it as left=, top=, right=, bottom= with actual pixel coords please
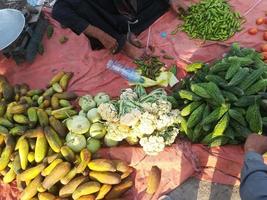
left=168, top=178, right=241, bottom=200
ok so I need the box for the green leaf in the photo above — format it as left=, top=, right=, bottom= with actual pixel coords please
left=169, top=65, right=177, bottom=76
left=186, top=63, right=204, bottom=73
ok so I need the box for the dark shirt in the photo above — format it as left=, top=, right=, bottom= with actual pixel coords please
left=52, top=0, right=89, bottom=35
left=240, top=152, right=267, bottom=200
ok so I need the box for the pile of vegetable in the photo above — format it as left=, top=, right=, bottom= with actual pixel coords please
left=94, top=85, right=181, bottom=156
left=180, top=0, right=243, bottom=41
left=0, top=73, right=134, bottom=199
left=134, top=56, right=179, bottom=88
left=68, top=84, right=182, bottom=156
left=174, top=43, right=267, bottom=146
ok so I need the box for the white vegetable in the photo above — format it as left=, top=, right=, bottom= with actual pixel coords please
left=120, top=88, right=138, bottom=101
left=87, top=108, right=101, bottom=123
left=94, top=92, right=110, bottom=106
left=104, top=135, right=119, bottom=147
left=79, top=95, right=96, bottom=112
left=120, top=109, right=141, bottom=127
left=66, top=132, right=87, bottom=152
left=66, top=115, right=91, bottom=134
left=89, top=122, right=106, bottom=139
left=87, top=138, right=101, bottom=153
left=137, top=112, right=157, bottom=135
left=139, top=136, right=165, bottom=156
left=98, top=103, right=119, bottom=122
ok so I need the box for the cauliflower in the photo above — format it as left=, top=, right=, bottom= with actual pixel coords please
left=120, top=109, right=141, bottom=127
left=156, top=99, right=172, bottom=115
left=140, top=135, right=165, bottom=156
left=162, top=127, right=180, bottom=146
left=141, top=99, right=172, bottom=115
left=156, top=114, right=175, bottom=131
left=169, top=109, right=182, bottom=124
left=137, top=112, right=157, bottom=135
left=120, top=88, right=138, bottom=101
left=98, top=103, right=119, bottom=122
left=106, top=122, right=130, bottom=141
left=126, top=135, right=139, bottom=145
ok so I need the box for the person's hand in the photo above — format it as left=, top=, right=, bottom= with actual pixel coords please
left=170, top=0, right=189, bottom=14
left=244, top=134, right=267, bottom=155
left=84, top=25, right=118, bottom=53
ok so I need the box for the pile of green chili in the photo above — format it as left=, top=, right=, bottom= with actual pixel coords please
left=181, top=0, right=243, bottom=41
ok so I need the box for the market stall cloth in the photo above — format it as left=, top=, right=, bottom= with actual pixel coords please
left=1, top=0, right=267, bottom=199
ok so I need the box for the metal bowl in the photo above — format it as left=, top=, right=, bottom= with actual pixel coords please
left=0, top=9, right=25, bottom=50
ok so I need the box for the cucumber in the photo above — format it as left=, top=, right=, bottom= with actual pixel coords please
left=202, top=113, right=229, bottom=144
left=205, top=75, right=228, bottom=86
left=228, top=68, right=249, bottom=86
left=200, top=82, right=225, bottom=105
left=190, top=84, right=211, bottom=99
left=234, top=95, right=261, bottom=107
left=223, top=86, right=244, bottom=96
left=187, top=104, right=206, bottom=128
left=202, top=104, right=229, bottom=125
left=209, top=136, right=229, bottom=147
left=246, top=103, right=262, bottom=133
left=239, top=67, right=265, bottom=90
left=210, top=61, right=229, bottom=73
left=245, top=79, right=267, bottom=95
left=229, top=109, right=246, bottom=126
left=181, top=101, right=202, bottom=117
left=177, top=90, right=201, bottom=101
left=225, top=62, right=240, bottom=80
left=221, top=91, right=238, bottom=102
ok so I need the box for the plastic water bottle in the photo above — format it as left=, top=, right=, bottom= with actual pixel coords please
left=107, top=60, right=144, bottom=83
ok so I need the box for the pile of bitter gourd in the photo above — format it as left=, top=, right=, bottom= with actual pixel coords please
left=174, top=43, right=267, bottom=146
left=180, top=0, right=243, bottom=41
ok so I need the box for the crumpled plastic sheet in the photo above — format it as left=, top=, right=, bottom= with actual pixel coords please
left=1, top=0, right=267, bottom=199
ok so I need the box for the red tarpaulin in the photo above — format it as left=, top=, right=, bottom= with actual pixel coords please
left=1, top=0, right=267, bottom=199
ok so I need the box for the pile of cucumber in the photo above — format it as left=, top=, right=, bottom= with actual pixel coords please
left=174, top=43, right=267, bottom=146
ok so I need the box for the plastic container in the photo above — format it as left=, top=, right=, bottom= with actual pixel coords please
left=107, top=60, right=144, bottom=83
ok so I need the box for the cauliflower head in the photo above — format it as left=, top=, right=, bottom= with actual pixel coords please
left=140, top=135, right=165, bottom=156
left=106, top=122, right=130, bottom=141
left=137, top=112, right=157, bottom=135
left=120, top=109, right=141, bottom=127
left=120, top=88, right=138, bottom=101
left=98, top=103, right=119, bottom=122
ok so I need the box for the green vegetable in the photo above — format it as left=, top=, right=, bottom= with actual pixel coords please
left=246, top=103, right=262, bottom=133
left=234, top=95, right=261, bottom=107
left=190, top=84, right=211, bottom=98
left=66, top=116, right=91, bottom=134
left=66, top=132, right=87, bottom=152
left=229, top=109, right=246, bottom=126
left=228, top=67, right=249, bottom=86
left=181, top=101, right=202, bottom=117
left=180, top=0, right=243, bottom=41
left=239, top=67, right=265, bottom=90
left=200, top=82, right=225, bottom=105
left=186, top=63, right=204, bottom=73
left=245, top=79, right=267, bottom=95
left=177, top=90, right=201, bottom=101
left=187, top=104, right=205, bottom=128
left=86, top=138, right=101, bottom=153
left=202, top=104, right=229, bottom=125
left=135, top=57, right=165, bottom=80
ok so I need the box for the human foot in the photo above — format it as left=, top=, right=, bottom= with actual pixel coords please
left=84, top=25, right=118, bottom=53
left=128, top=33, right=143, bottom=48
left=122, top=41, right=147, bottom=59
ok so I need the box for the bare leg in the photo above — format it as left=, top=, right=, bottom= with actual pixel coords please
left=122, top=41, right=147, bottom=59
left=128, top=33, right=144, bottom=48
